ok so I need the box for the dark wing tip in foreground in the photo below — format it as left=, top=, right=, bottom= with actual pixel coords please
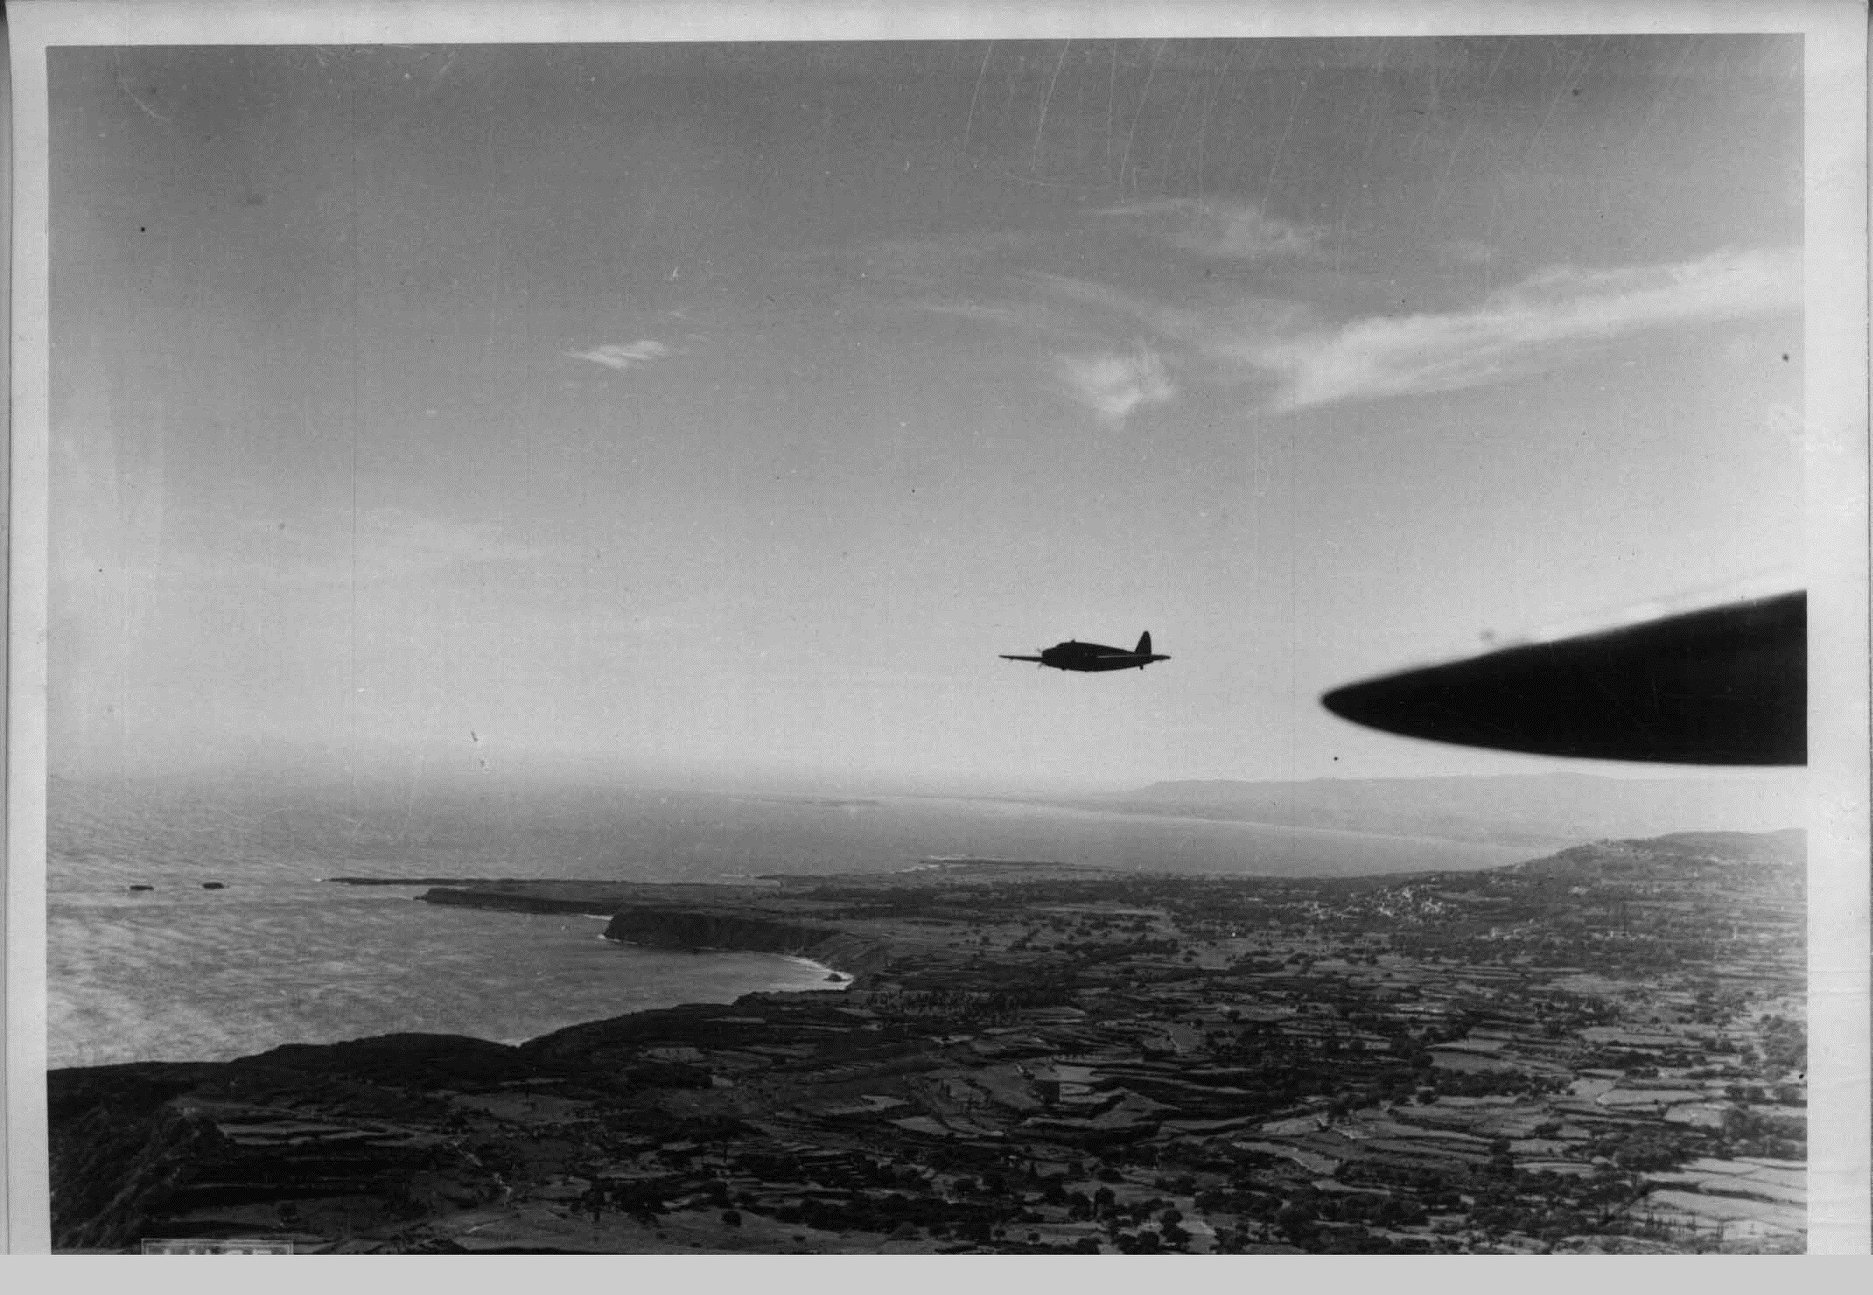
left=1321, top=591, right=1805, bottom=766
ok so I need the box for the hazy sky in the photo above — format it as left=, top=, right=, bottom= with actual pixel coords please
left=50, top=37, right=1804, bottom=791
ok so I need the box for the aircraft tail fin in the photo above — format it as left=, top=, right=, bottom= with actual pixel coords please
left=1136, top=631, right=1153, bottom=656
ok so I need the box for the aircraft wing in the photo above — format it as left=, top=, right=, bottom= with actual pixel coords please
left=1000, top=654, right=1044, bottom=662
left=1320, top=591, right=1804, bottom=765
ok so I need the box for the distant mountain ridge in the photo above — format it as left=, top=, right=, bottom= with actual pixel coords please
left=1083, top=773, right=1805, bottom=849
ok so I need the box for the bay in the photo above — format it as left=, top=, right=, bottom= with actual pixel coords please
left=48, top=776, right=1536, bottom=1068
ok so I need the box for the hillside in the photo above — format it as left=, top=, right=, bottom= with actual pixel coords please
left=1509, top=829, right=1806, bottom=882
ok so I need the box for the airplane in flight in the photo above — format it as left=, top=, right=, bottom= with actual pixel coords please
left=1002, top=631, right=1171, bottom=673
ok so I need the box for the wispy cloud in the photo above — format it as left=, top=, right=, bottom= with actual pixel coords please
left=1101, top=198, right=1323, bottom=261
left=1241, top=247, right=1800, bottom=411
left=58, top=505, right=576, bottom=597
left=565, top=339, right=675, bottom=371
left=917, top=300, right=1029, bottom=327
left=1054, top=343, right=1174, bottom=425
left=354, top=506, right=571, bottom=578
left=891, top=219, right=1797, bottom=423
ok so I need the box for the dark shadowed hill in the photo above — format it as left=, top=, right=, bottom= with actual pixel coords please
left=1074, top=773, right=1805, bottom=848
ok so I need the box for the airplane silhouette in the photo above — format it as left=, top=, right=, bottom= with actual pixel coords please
left=1002, top=631, right=1170, bottom=673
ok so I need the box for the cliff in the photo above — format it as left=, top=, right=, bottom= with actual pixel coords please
left=600, top=907, right=893, bottom=977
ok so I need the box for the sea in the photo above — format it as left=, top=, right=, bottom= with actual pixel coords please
left=47, top=775, right=1537, bottom=1069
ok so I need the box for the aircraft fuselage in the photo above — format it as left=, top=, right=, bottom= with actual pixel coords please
left=1003, top=636, right=1171, bottom=672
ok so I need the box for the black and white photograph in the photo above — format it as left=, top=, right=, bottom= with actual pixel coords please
left=7, top=0, right=1867, bottom=1259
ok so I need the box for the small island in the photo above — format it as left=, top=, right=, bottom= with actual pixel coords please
left=50, top=832, right=1804, bottom=1254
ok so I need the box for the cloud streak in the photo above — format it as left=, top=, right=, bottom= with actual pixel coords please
left=565, top=339, right=675, bottom=371
left=1101, top=198, right=1323, bottom=261
left=1054, top=343, right=1174, bottom=425
left=1240, top=247, right=1801, bottom=411
left=902, top=229, right=1797, bottom=423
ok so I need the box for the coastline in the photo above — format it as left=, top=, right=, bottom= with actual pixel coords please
left=779, top=953, right=853, bottom=987
left=47, top=837, right=1806, bottom=1254
left=48, top=879, right=850, bottom=1069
